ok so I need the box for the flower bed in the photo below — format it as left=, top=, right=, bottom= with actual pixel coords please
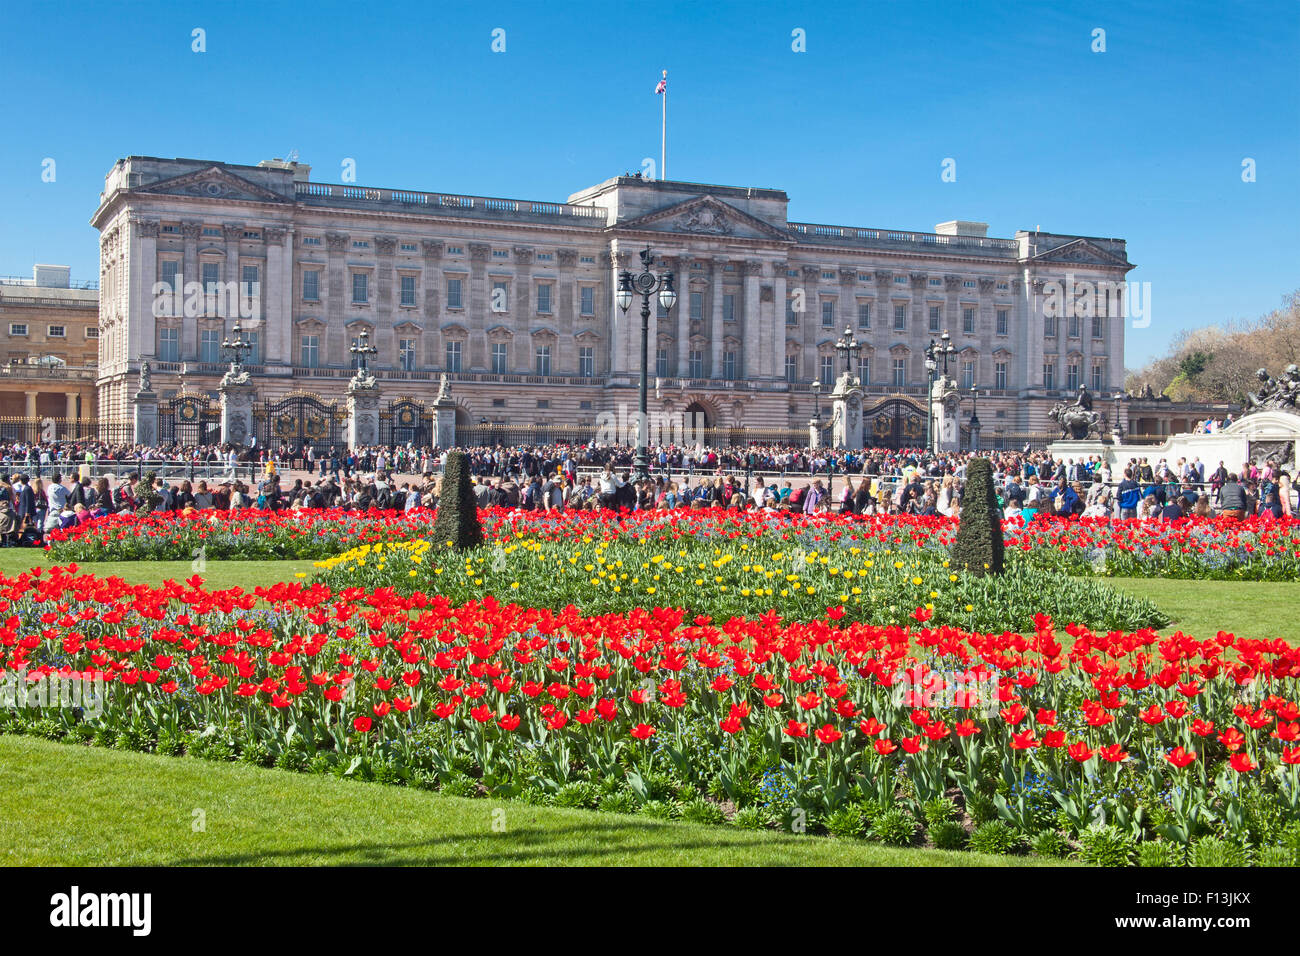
left=42, top=509, right=1300, bottom=582
left=3, top=565, right=1297, bottom=865
left=312, top=538, right=1166, bottom=633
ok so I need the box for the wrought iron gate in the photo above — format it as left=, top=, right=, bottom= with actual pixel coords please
left=864, top=398, right=927, bottom=450
left=158, top=394, right=221, bottom=447
left=255, top=393, right=344, bottom=452
left=380, top=399, right=432, bottom=447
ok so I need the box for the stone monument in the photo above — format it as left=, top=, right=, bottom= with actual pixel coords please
left=830, top=371, right=864, bottom=450
left=132, top=362, right=158, bottom=446
left=433, top=372, right=457, bottom=449
left=218, top=361, right=255, bottom=448
left=933, top=375, right=961, bottom=454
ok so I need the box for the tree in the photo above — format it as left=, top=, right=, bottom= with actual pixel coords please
left=431, top=451, right=483, bottom=551
left=950, top=458, right=1004, bottom=577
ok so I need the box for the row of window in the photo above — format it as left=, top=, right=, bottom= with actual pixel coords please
left=6, top=324, right=89, bottom=339
left=157, top=327, right=261, bottom=364
left=159, top=261, right=261, bottom=296
left=1043, top=362, right=1107, bottom=392
left=1045, top=315, right=1107, bottom=339
left=299, top=272, right=600, bottom=316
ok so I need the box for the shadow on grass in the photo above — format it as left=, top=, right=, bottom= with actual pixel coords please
left=162, top=819, right=807, bottom=867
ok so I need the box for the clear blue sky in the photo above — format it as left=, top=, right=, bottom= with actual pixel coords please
left=2, top=0, right=1296, bottom=367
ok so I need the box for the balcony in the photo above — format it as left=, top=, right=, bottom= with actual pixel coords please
left=0, top=362, right=98, bottom=382
left=294, top=182, right=608, bottom=227
left=789, top=223, right=1020, bottom=258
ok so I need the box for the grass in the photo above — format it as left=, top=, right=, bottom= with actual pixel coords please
left=0, top=550, right=316, bottom=591
left=0, top=736, right=1065, bottom=867
left=1108, top=577, right=1299, bottom=643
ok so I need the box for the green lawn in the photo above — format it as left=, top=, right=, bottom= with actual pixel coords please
left=1109, top=577, right=1299, bottom=643
left=0, top=550, right=316, bottom=591
left=0, top=736, right=1064, bottom=867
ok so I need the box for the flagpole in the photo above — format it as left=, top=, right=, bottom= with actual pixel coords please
left=661, top=76, right=667, bottom=181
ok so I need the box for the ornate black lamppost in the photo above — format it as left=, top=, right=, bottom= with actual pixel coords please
left=221, top=319, right=252, bottom=372
left=968, top=384, right=981, bottom=452
left=834, top=326, right=862, bottom=381
left=349, top=328, right=377, bottom=380
left=616, top=247, right=677, bottom=481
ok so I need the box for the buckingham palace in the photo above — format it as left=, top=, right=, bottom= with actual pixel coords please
left=90, top=155, right=1140, bottom=450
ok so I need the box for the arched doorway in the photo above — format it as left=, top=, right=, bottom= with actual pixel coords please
left=683, top=401, right=713, bottom=429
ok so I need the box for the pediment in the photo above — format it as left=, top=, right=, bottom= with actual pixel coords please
left=615, top=195, right=792, bottom=242
left=135, top=166, right=289, bottom=204
left=1031, top=238, right=1130, bottom=268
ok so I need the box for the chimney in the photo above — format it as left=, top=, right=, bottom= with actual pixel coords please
left=934, top=220, right=989, bottom=238
left=33, top=264, right=70, bottom=288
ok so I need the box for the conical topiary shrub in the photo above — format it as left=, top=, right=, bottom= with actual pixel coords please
left=431, top=450, right=483, bottom=551
left=950, top=457, right=1004, bottom=577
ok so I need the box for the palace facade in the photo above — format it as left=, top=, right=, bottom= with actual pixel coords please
left=91, top=155, right=1140, bottom=448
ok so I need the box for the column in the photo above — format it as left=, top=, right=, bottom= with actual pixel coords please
left=743, top=260, right=763, bottom=381
left=801, top=266, right=820, bottom=381
left=421, top=240, right=443, bottom=369
left=65, top=393, right=77, bottom=420
left=325, top=232, right=349, bottom=365
left=25, top=391, right=37, bottom=418
left=468, top=243, right=491, bottom=370
left=606, top=250, right=625, bottom=378
left=557, top=249, right=578, bottom=371
left=978, top=277, right=996, bottom=386
left=512, top=246, right=534, bottom=372
left=130, top=218, right=159, bottom=363
left=375, top=235, right=397, bottom=367
left=709, top=258, right=726, bottom=378
left=264, top=225, right=291, bottom=368
left=769, top=261, right=787, bottom=382
left=677, top=267, right=691, bottom=378
left=219, top=222, right=241, bottom=358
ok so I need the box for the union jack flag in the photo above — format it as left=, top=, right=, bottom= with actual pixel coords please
left=655, top=70, right=666, bottom=95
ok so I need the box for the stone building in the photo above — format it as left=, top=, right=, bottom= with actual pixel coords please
left=91, top=155, right=1147, bottom=449
left=0, top=265, right=99, bottom=427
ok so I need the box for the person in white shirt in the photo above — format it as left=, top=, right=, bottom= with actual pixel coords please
left=46, top=474, right=70, bottom=514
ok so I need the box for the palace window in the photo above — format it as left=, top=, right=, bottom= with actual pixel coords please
left=398, top=338, right=416, bottom=371
left=351, top=273, right=368, bottom=304
left=821, top=300, right=834, bottom=328
left=160, top=260, right=179, bottom=293
left=723, top=351, right=737, bottom=380
left=820, top=355, right=834, bottom=383
left=656, top=348, right=669, bottom=378
left=1066, top=363, right=1080, bottom=391
left=785, top=354, right=798, bottom=383
left=997, top=309, right=1009, bottom=336
left=1043, top=362, right=1056, bottom=390
left=302, top=270, right=319, bottom=301
left=446, top=278, right=463, bottom=309
left=929, top=305, right=941, bottom=333
left=995, top=361, right=1007, bottom=390
left=8, top=323, right=27, bottom=336
left=243, top=330, right=260, bottom=365
left=400, top=275, right=416, bottom=307
left=894, top=304, right=906, bottom=331
left=723, top=293, right=736, bottom=323
left=1044, top=315, right=1058, bottom=338
left=580, top=286, right=595, bottom=316
left=535, top=345, right=551, bottom=376
left=241, top=265, right=259, bottom=296
left=202, top=262, right=220, bottom=293
left=158, top=327, right=179, bottom=362
left=961, top=360, right=975, bottom=389
left=786, top=298, right=798, bottom=326
left=962, top=307, right=975, bottom=335
left=1092, top=364, right=1104, bottom=392
left=537, top=284, right=552, bottom=313
left=689, top=350, right=704, bottom=379
left=491, top=343, right=507, bottom=374
left=858, top=302, right=871, bottom=330
left=300, top=334, right=319, bottom=368
left=199, top=328, right=220, bottom=363
left=1068, top=315, right=1080, bottom=339
left=1092, top=315, right=1104, bottom=339
left=48, top=325, right=66, bottom=338
left=858, top=357, right=870, bottom=385
left=491, top=281, right=508, bottom=312
left=893, top=357, right=906, bottom=388
left=579, top=347, right=594, bottom=378
left=689, top=292, right=703, bottom=321
left=445, top=340, right=462, bottom=372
